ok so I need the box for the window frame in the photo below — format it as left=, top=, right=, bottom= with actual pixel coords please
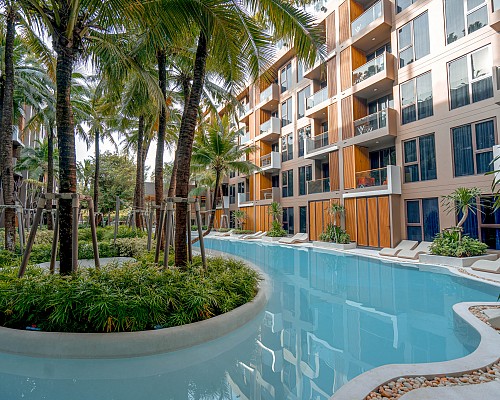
left=298, top=165, right=313, bottom=196
left=282, top=169, right=294, bottom=198
left=397, top=12, right=430, bottom=69
left=280, top=63, right=292, bottom=93
left=405, top=198, right=440, bottom=242
left=297, top=86, right=311, bottom=119
left=298, top=125, right=311, bottom=157
left=281, top=133, right=294, bottom=162
left=402, top=133, right=437, bottom=183
left=400, top=71, right=433, bottom=125
left=281, top=97, right=293, bottom=127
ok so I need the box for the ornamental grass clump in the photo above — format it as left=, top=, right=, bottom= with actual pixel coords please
left=0, top=256, right=259, bottom=333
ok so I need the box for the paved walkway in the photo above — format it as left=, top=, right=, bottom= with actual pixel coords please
left=400, top=379, right=500, bottom=399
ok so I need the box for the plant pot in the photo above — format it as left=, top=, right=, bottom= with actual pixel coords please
left=419, top=253, right=497, bottom=268
left=312, top=241, right=357, bottom=250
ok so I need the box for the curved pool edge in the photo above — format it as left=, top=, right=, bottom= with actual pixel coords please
left=330, top=301, right=500, bottom=400
left=0, top=254, right=270, bottom=359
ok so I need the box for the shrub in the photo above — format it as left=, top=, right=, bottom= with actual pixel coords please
left=216, top=228, right=231, bottom=232
left=233, top=229, right=254, bottom=235
left=113, top=238, right=150, bottom=258
left=191, top=225, right=198, bottom=231
left=319, top=224, right=350, bottom=244
left=0, top=257, right=260, bottom=333
left=430, top=230, right=488, bottom=257
left=267, top=220, right=286, bottom=237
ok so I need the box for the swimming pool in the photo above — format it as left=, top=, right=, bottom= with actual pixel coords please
left=0, top=238, right=497, bottom=399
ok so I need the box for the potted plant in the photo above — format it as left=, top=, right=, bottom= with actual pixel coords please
left=263, top=202, right=287, bottom=241
left=313, top=203, right=356, bottom=250
left=420, top=187, right=495, bottom=267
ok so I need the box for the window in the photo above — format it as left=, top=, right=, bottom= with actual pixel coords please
left=299, top=165, right=312, bottom=196
left=495, top=0, right=500, bottom=11
left=280, top=63, right=292, bottom=93
left=452, top=119, right=496, bottom=177
left=445, top=0, right=488, bottom=45
left=297, top=87, right=311, bottom=119
left=406, top=198, right=440, bottom=241
left=448, top=46, right=493, bottom=110
left=299, top=206, right=307, bottom=233
left=369, top=147, right=396, bottom=184
left=460, top=196, right=500, bottom=249
left=400, top=72, right=433, bottom=124
left=297, top=61, right=304, bottom=83
left=281, top=133, right=294, bottom=162
left=282, top=169, right=294, bottom=197
left=229, top=170, right=236, bottom=178
left=283, top=207, right=295, bottom=234
left=281, top=98, right=292, bottom=127
left=403, top=134, right=437, bottom=182
left=298, top=125, right=311, bottom=157
left=229, top=185, right=236, bottom=204
left=396, top=0, right=416, bottom=13
left=398, top=12, right=430, bottom=68
left=366, top=43, right=392, bottom=61
left=237, top=182, right=245, bottom=193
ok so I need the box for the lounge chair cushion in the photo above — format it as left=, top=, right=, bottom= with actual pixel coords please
left=398, top=241, right=432, bottom=260
left=471, top=258, right=500, bottom=274
left=379, top=240, right=418, bottom=257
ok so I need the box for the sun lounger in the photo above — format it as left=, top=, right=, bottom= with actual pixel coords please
left=397, top=241, right=432, bottom=260
left=243, top=231, right=267, bottom=240
left=215, top=229, right=235, bottom=237
left=379, top=240, right=418, bottom=257
left=471, top=258, right=500, bottom=274
left=240, top=231, right=262, bottom=239
left=279, top=233, right=309, bottom=244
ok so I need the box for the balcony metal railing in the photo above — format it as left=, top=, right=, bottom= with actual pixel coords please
left=352, top=53, right=385, bottom=85
left=351, top=0, right=382, bottom=36
left=260, top=85, right=274, bottom=103
left=306, top=86, right=328, bottom=109
left=354, top=110, right=387, bottom=136
left=306, top=132, right=330, bottom=153
left=355, top=167, right=388, bottom=188
left=308, top=178, right=330, bottom=194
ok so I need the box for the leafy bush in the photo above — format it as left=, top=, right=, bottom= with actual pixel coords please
left=430, top=230, right=488, bottom=257
left=191, top=225, right=198, bottom=231
left=233, top=230, right=254, bottom=235
left=216, top=228, right=231, bottom=232
left=319, top=224, right=351, bottom=244
left=113, top=238, right=150, bottom=258
left=0, top=257, right=260, bottom=333
left=267, top=220, right=286, bottom=237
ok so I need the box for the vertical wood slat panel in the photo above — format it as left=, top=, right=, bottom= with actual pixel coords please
left=316, top=201, right=323, bottom=240
left=356, top=198, right=368, bottom=246
left=343, top=145, right=355, bottom=189
left=344, top=198, right=357, bottom=242
left=354, top=146, right=370, bottom=173
left=340, top=48, right=351, bottom=92
left=352, top=96, right=367, bottom=121
left=326, top=11, right=336, bottom=53
left=341, top=96, right=353, bottom=140
left=367, top=197, right=379, bottom=247
left=378, top=196, right=391, bottom=248
left=329, top=151, right=340, bottom=191
left=328, top=102, right=338, bottom=143
left=339, top=1, right=350, bottom=43
left=351, top=47, right=367, bottom=72
left=327, top=57, right=337, bottom=98
left=350, top=0, right=364, bottom=21
left=309, top=202, right=316, bottom=241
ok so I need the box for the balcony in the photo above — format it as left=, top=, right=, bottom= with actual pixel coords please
left=304, top=44, right=331, bottom=81
left=351, top=52, right=395, bottom=99
left=305, top=87, right=331, bottom=118
left=259, top=151, right=281, bottom=173
left=304, top=132, right=338, bottom=160
left=260, top=187, right=280, bottom=202
left=239, top=130, right=251, bottom=146
left=348, top=108, right=397, bottom=147
left=216, top=196, right=229, bottom=209
left=343, top=165, right=402, bottom=198
left=258, top=83, right=279, bottom=111
left=258, top=117, right=281, bottom=142
left=351, top=0, right=392, bottom=51
left=307, top=178, right=330, bottom=194
left=12, top=129, right=24, bottom=147
left=237, top=192, right=254, bottom=207
left=491, top=0, right=500, bottom=32
left=238, top=102, right=252, bottom=122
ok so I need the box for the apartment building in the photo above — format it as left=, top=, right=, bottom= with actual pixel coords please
left=214, top=0, right=500, bottom=249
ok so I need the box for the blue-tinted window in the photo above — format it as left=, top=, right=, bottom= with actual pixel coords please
left=419, top=134, right=436, bottom=181
left=422, top=198, right=439, bottom=241
left=299, top=206, right=307, bottom=233
left=406, top=201, right=420, bottom=223
left=406, top=198, right=440, bottom=241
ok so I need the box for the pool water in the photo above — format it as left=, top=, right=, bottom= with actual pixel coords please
left=0, top=239, right=497, bottom=400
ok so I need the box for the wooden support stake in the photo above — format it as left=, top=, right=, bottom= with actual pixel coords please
left=49, top=206, right=59, bottom=274
left=18, top=197, right=46, bottom=278
left=72, top=195, right=79, bottom=273
left=195, top=201, right=206, bottom=269
left=114, top=197, right=120, bottom=244
left=87, top=198, right=100, bottom=270
left=147, top=210, right=153, bottom=251
left=154, top=202, right=165, bottom=264
left=163, top=202, right=173, bottom=268
left=187, top=206, right=192, bottom=263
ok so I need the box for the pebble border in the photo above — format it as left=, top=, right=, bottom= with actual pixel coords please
left=458, top=267, right=500, bottom=285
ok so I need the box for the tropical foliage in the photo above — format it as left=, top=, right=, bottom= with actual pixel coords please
left=267, top=202, right=286, bottom=237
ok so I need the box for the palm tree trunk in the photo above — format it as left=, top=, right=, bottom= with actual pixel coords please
left=155, top=50, right=167, bottom=224
left=133, top=115, right=145, bottom=228
left=54, top=38, right=78, bottom=275
left=0, top=5, right=17, bottom=251
left=93, top=128, right=100, bottom=215
left=174, top=32, right=208, bottom=268
left=46, top=124, right=55, bottom=230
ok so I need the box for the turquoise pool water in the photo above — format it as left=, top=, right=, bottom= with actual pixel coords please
left=0, top=238, right=498, bottom=399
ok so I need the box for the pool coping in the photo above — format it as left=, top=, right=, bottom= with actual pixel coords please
left=0, top=254, right=271, bottom=359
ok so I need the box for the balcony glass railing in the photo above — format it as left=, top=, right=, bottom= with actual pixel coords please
left=351, top=0, right=382, bottom=36
left=240, top=131, right=251, bottom=144
left=352, top=53, right=385, bottom=85
left=260, top=153, right=272, bottom=168
left=308, top=178, right=330, bottom=194
left=494, top=0, right=499, bottom=11
left=260, top=85, right=274, bottom=102
left=260, top=188, right=273, bottom=200
left=260, top=118, right=276, bottom=135
left=354, top=110, right=387, bottom=136
left=355, top=167, right=388, bottom=188
left=306, top=132, right=330, bottom=153
left=306, top=86, right=328, bottom=109
left=239, top=192, right=251, bottom=203
left=238, top=102, right=251, bottom=117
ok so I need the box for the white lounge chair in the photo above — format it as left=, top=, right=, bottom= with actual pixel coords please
left=471, top=258, right=500, bottom=274
left=240, top=231, right=262, bottom=239
left=397, top=241, right=432, bottom=260
left=379, top=240, right=418, bottom=257
left=243, top=231, right=267, bottom=240
left=215, top=229, right=235, bottom=237
left=279, top=233, right=309, bottom=244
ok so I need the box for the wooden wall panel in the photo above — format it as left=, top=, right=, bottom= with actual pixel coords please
left=329, top=151, right=340, bottom=191
left=344, top=198, right=357, bottom=241
left=356, top=198, right=368, bottom=246
left=339, top=2, right=350, bottom=43
left=354, top=146, right=370, bottom=173
left=350, top=1, right=364, bottom=22
left=343, top=145, right=355, bottom=189
left=341, top=96, right=353, bottom=139
left=328, top=102, right=338, bottom=143
left=249, top=175, right=254, bottom=201
left=327, top=57, right=337, bottom=98
left=351, top=47, right=366, bottom=72
left=244, top=207, right=255, bottom=231
left=315, top=201, right=324, bottom=240
left=340, top=48, right=351, bottom=91
left=309, top=202, right=316, bottom=240
left=352, top=96, right=367, bottom=121
left=378, top=196, right=391, bottom=248
left=214, top=209, right=224, bottom=228
left=326, top=11, right=336, bottom=53
left=367, top=197, right=379, bottom=247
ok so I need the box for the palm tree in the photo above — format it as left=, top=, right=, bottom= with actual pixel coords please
left=442, top=187, right=482, bottom=241
left=191, top=115, right=256, bottom=235
left=328, top=203, right=345, bottom=227
left=233, top=210, right=246, bottom=230
left=15, top=138, right=58, bottom=183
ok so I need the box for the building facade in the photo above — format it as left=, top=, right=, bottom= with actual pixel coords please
left=215, top=0, right=500, bottom=249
